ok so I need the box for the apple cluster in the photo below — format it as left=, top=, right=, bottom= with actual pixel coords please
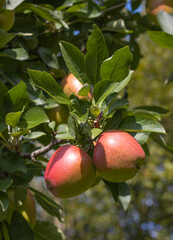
left=44, top=75, right=145, bottom=198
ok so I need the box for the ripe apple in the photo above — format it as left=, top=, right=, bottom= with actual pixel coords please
left=45, top=104, right=69, bottom=127
left=146, top=0, right=173, bottom=21
left=44, top=145, right=96, bottom=198
left=6, top=188, right=36, bottom=229
left=61, top=73, right=92, bottom=101
left=93, top=130, right=145, bottom=182
left=0, top=9, right=15, bottom=32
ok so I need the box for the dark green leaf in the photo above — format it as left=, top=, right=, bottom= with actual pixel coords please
left=29, top=187, right=63, bottom=222
left=102, top=19, right=133, bottom=34
left=119, top=116, right=166, bottom=133
left=0, top=115, right=6, bottom=133
left=0, top=80, right=8, bottom=113
left=100, top=46, right=133, bottom=82
left=106, top=98, right=129, bottom=116
left=0, top=191, right=9, bottom=211
left=67, top=115, right=76, bottom=138
left=104, top=110, right=123, bottom=131
left=103, top=179, right=119, bottom=202
left=10, top=211, right=34, bottom=240
left=38, top=47, right=59, bottom=70
left=18, top=107, right=49, bottom=129
left=0, top=152, right=27, bottom=174
left=85, top=24, right=109, bottom=84
left=4, top=81, right=30, bottom=112
left=0, top=48, right=29, bottom=60
left=118, top=182, right=131, bottom=211
left=28, top=69, right=69, bottom=105
left=134, top=105, right=169, bottom=116
left=5, top=111, right=23, bottom=127
left=34, top=221, right=65, bottom=240
left=148, top=31, right=173, bottom=49
left=59, top=41, right=85, bottom=83
left=0, top=29, right=15, bottom=50
left=0, top=177, right=13, bottom=192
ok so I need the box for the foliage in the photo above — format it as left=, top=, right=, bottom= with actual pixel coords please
left=0, top=0, right=173, bottom=239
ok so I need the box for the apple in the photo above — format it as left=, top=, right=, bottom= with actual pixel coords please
left=6, top=188, right=36, bottom=229
left=93, top=130, right=145, bottom=182
left=46, top=104, right=69, bottom=127
left=61, top=73, right=92, bottom=101
left=146, top=0, right=173, bottom=21
left=0, top=9, right=15, bottom=32
left=44, top=145, right=96, bottom=198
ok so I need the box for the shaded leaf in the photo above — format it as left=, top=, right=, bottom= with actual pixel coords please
left=0, top=48, right=29, bottom=61
left=118, top=182, right=131, bottom=210
left=103, top=179, right=119, bottom=202
left=38, top=47, right=59, bottom=70
left=0, top=29, right=14, bottom=50
left=0, top=191, right=9, bottom=211
left=0, top=177, right=13, bottom=192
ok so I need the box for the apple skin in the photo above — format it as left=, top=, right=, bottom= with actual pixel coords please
left=6, top=189, right=36, bottom=229
left=44, top=145, right=96, bottom=198
left=61, top=73, right=92, bottom=101
left=0, top=9, right=15, bottom=32
left=146, top=0, right=173, bottom=21
left=93, top=130, right=145, bottom=182
left=46, top=104, right=69, bottom=127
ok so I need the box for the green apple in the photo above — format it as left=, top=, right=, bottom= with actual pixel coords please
left=93, top=130, right=145, bottom=182
left=0, top=9, right=15, bottom=31
left=46, top=104, right=69, bottom=127
left=44, top=145, right=96, bottom=198
left=6, top=188, right=36, bottom=229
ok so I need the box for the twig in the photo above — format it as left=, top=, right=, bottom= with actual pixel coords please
left=20, top=138, right=69, bottom=162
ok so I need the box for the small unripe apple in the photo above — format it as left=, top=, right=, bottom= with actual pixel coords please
left=0, top=9, right=15, bottom=31
left=6, top=189, right=36, bottom=229
left=93, top=130, right=145, bottom=182
left=44, top=145, right=96, bottom=198
left=46, top=104, right=69, bottom=127
left=61, top=73, right=92, bottom=101
left=146, top=0, right=173, bottom=22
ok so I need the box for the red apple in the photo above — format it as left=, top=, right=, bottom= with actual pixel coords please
left=44, top=145, right=96, bottom=198
left=93, top=130, right=145, bottom=182
left=146, top=0, right=173, bottom=21
left=61, top=73, right=92, bottom=101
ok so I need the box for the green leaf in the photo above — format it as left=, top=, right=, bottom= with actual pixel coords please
left=38, top=47, right=59, bottom=70
left=118, top=182, right=131, bottom=211
left=102, top=19, right=133, bottom=34
left=34, top=221, right=65, bottom=240
left=0, top=48, right=29, bottom=60
left=0, top=29, right=15, bottom=50
left=59, top=41, right=85, bottom=83
left=157, top=10, right=173, bottom=35
left=114, top=70, right=134, bottom=93
left=28, top=69, right=69, bottom=105
left=85, top=25, right=109, bottom=84
left=67, top=115, right=76, bottom=138
left=55, top=124, right=75, bottom=140
left=0, top=80, right=8, bottom=113
left=150, top=133, right=173, bottom=153
left=104, top=110, right=123, bottom=131
left=93, top=80, right=119, bottom=104
left=100, top=46, right=133, bottom=82
left=29, top=187, right=63, bottom=222
left=105, top=98, right=129, bottom=116
left=129, top=132, right=150, bottom=145
left=18, top=3, right=62, bottom=23
left=78, top=83, right=90, bottom=97
left=67, top=2, right=102, bottom=18
left=5, top=111, right=23, bottom=127
left=4, top=81, right=30, bottom=112
left=103, top=179, right=119, bottom=202
left=0, top=192, right=9, bottom=211
left=148, top=31, right=173, bottom=49
left=0, top=115, right=6, bottom=133
left=5, top=0, right=24, bottom=10
left=0, top=177, right=13, bottom=192
left=119, top=116, right=166, bottom=134
left=134, top=105, right=169, bottom=116
left=0, top=152, right=27, bottom=174
left=91, top=128, right=102, bottom=139
left=10, top=211, right=34, bottom=240
left=23, top=131, right=46, bottom=141
left=18, top=107, right=49, bottom=129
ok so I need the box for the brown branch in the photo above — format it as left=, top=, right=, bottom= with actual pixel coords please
left=20, top=138, right=69, bottom=162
